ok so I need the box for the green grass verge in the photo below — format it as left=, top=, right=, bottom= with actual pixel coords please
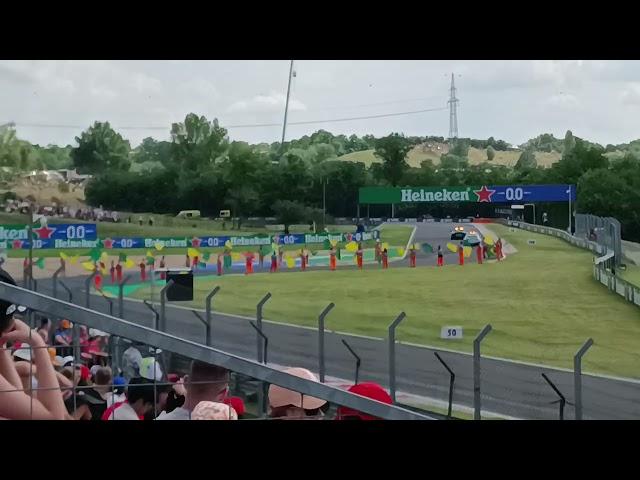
left=620, top=264, right=640, bottom=288
left=129, top=223, right=640, bottom=378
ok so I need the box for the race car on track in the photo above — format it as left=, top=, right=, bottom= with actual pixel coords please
left=463, top=229, right=483, bottom=246
left=450, top=226, right=466, bottom=241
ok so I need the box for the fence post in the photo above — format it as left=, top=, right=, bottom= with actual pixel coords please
left=159, top=280, right=174, bottom=333
left=143, top=299, right=160, bottom=330
left=84, top=270, right=97, bottom=308
left=318, top=302, right=335, bottom=383
left=52, top=265, right=64, bottom=299
left=58, top=280, right=73, bottom=303
left=117, top=275, right=132, bottom=319
left=341, top=339, right=361, bottom=385
left=205, top=286, right=220, bottom=347
left=101, top=293, right=114, bottom=316
left=434, top=351, right=456, bottom=419
left=541, top=373, right=571, bottom=420
left=574, top=338, right=594, bottom=420
left=388, top=312, right=407, bottom=403
left=473, top=324, right=492, bottom=420
left=191, top=310, right=211, bottom=347
left=256, top=293, right=272, bottom=364
left=249, top=321, right=269, bottom=417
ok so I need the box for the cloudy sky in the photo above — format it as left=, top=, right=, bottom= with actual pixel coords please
left=1, top=60, right=640, bottom=148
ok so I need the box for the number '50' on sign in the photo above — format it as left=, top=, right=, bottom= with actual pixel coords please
left=440, top=326, right=463, bottom=339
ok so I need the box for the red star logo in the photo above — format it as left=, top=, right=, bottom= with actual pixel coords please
left=191, top=237, right=202, bottom=248
left=33, top=225, right=56, bottom=239
left=473, top=185, right=496, bottom=203
left=345, top=233, right=353, bottom=242
left=273, top=235, right=280, bottom=244
left=12, top=240, right=23, bottom=249
left=102, top=238, right=114, bottom=249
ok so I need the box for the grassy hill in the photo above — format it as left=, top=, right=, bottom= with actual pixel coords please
left=339, top=147, right=562, bottom=168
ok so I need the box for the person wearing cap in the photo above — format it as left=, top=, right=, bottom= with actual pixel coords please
left=268, top=367, right=327, bottom=419
left=109, top=376, right=127, bottom=406
left=102, top=376, right=157, bottom=420
left=53, top=319, right=73, bottom=358
left=336, top=382, right=393, bottom=420
left=0, top=270, right=67, bottom=419
left=138, top=357, right=171, bottom=419
left=157, top=360, right=230, bottom=420
left=122, top=342, right=144, bottom=381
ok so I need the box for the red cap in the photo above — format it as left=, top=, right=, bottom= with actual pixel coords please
left=336, top=382, right=393, bottom=420
left=223, top=396, right=245, bottom=416
left=78, top=365, right=91, bottom=381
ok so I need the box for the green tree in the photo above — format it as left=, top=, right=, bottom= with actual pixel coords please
left=564, top=130, right=576, bottom=154
left=71, top=122, right=131, bottom=174
left=133, top=137, right=171, bottom=167
left=272, top=200, right=308, bottom=234
left=486, top=145, right=495, bottom=161
left=515, top=150, right=537, bottom=170
left=170, top=113, right=228, bottom=172
left=373, top=133, right=411, bottom=186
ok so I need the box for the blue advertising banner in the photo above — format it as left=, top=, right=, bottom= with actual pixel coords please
left=360, top=185, right=576, bottom=204
left=0, top=223, right=98, bottom=249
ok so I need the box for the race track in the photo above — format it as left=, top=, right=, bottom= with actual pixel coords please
left=31, top=221, right=640, bottom=419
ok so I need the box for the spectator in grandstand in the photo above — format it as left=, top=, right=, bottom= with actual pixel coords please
left=107, top=376, right=127, bottom=407
left=157, top=360, right=229, bottom=420
left=268, top=367, right=327, bottom=419
left=191, top=401, right=238, bottom=420
left=335, top=382, right=393, bottom=420
left=0, top=281, right=67, bottom=419
left=102, top=376, right=157, bottom=420
left=36, top=317, right=51, bottom=343
left=122, top=341, right=144, bottom=381
left=138, top=357, right=171, bottom=419
left=53, top=319, right=73, bottom=358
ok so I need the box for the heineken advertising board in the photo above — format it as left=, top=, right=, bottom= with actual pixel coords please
left=101, top=231, right=379, bottom=250
left=0, top=224, right=98, bottom=249
left=2, top=227, right=379, bottom=250
left=359, top=185, right=576, bottom=204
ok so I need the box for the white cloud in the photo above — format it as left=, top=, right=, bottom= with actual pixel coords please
left=620, top=83, right=640, bottom=106
left=545, top=93, right=579, bottom=108
left=226, top=91, right=307, bottom=113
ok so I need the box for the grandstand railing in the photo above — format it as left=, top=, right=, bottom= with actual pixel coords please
left=504, top=220, right=640, bottom=308
left=0, top=281, right=434, bottom=420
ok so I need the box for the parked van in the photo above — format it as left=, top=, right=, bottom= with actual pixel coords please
left=176, top=210, right=201, bottom=219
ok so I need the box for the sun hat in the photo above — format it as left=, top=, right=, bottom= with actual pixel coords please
left=336, top=382, right=393, bottom=420
left=191, top=401, right=238, bottom=420
left=13, top=346, right=32, bottom=361
left=268, top=367, right=327, bottom=410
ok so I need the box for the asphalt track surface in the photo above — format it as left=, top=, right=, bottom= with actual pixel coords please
left=34, top=222, right=640, bottom=419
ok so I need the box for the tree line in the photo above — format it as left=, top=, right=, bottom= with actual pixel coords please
left=1, top=115, right=639, bottom=241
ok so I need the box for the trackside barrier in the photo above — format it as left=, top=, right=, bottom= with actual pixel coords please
left=0, top=281, right=432, bottom=420
left=505, top=220, right=640, bottom=308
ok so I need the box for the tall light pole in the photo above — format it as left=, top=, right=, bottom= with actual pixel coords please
left=280, top=60, right=295, bottom=154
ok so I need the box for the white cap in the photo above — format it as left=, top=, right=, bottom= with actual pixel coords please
left=139, top=357, right=163, bottom=382
left=62, top=355, right=75, bottom=367
left=13, top=346, right=32, bottom=361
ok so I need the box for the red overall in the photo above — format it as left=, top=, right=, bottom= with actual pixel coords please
left=409, top=250, right=416, bottom=268
left=300, top=252, right=307, bottom=271
left=159, top=260, right=166, bottom=280
left=270, top=255, right=278, bottom=273
left=217, top=256, right=223, bottom=276
left=382, top=251, right=388, bottom=269
left=437, top=252, right=444, bottom=267
left=476, top=245, right=483, bottom=264
left=330, top=250, right=337, bottom=271
left=193, top=256, right=199, bottom=270
left=245, top=254, right=253, bottom=275
left=116, top=264, right=123, bottom=283
left=94, top=272, right=103, bottom=291
left=140, top=262, right=146, bottom=281
left=496, top=241, right=503, bottom=261
left=110, top=266, right=116, bottom=284
left=458, top=247, right=464, bottom=266
left=356, top=250, right=363, bottom=269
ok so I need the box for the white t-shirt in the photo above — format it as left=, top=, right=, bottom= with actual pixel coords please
left=156, top=407, right=190, bottom=420
left=105, top=402, right=140, bottom=420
